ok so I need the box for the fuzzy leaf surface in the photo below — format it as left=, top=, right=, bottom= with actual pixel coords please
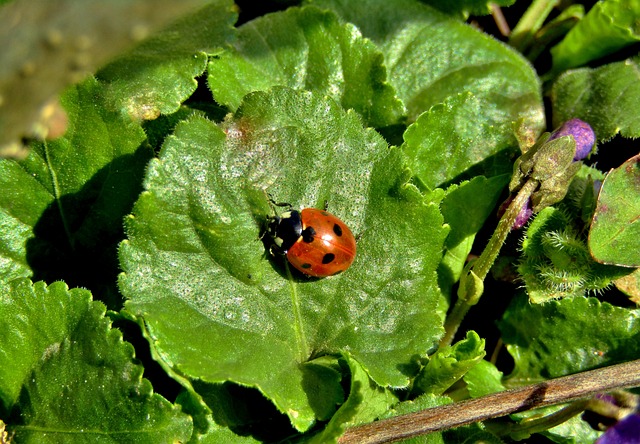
left=310, top=0, right=544, bottom=139
left=0, top=279, right=192, bottom=443
left=518, top=207, right=630, bottom=303
left=589, top=154, right=640, bottom=267
left=551, top=56, right=640, bottom=141
left=119, top=87, right=448, bottom=430
left=0, top=78, right=150, bottom=307
left=499, top=295, right=640, bottom=382
left=208, top=5, right=404, bottom=128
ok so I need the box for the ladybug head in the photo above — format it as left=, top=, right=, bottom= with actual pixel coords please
left=268, top=210, right=303, bottom=253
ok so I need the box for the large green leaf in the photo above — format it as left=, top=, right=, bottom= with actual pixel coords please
left=309, top=0, right=544, bottom=135
left=499, top=294, right=640, bottom=383
left=0, top=0, right=213, bottom=157
left=0, top=77, right=150, bottom=307
left=550, top=0, right=640, bottom=73
left=0, top=279, right=192, bottom=443
left=208, top=5, right=404, bottom=128
left=98, top=0, right=237, bottom=120
left=119, top=87, right=448, bottom=431
left=589, top=154, right=640, bottom=267
left=403, top=93, right=515, bottom=189
left=551, top=56, right=640, bottom=141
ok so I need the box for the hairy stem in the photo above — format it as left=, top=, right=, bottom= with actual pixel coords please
left=440, top=179, right=538, bottom=347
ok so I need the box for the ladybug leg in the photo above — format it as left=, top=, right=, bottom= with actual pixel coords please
left=323, top=200, right=329, bottom=211
left=267, top=194, right=293, bottom=211
left=268, top=244, right=284, bottom=257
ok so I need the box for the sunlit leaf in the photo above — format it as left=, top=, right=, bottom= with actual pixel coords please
left=499, top=295, right=640, bottom=382
left=551, top=56, right=640, bottom=141
left=119, top=87, right=448, bottom=430
left=208, top=5, right=404, bottom=128
left=98, top=0, right=237, bottom=120
left=589, top=154, right=640, bottom=267
left=310, top=0, right=545, bottom=137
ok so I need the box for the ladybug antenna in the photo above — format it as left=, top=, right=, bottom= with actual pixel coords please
left=267, top=194, right=293, bottom=211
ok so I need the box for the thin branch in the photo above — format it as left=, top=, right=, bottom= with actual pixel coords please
left=339, top=360, right=640, bottom=444
left=490, top=3, right=510, bottom=37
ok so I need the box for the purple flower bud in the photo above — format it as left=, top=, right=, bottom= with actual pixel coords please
left=497, top=195, right=533, bottom=229
left=513, top=198, right=533, bottom=229
left=549, top=118, right=596, bottom=161
left=596, top=414, right=640, bottom=444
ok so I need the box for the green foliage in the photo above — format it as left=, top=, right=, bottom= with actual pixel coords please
left=438, top=175, right=510, bottom=296
left=422, top=0, right=515, bottom=19
left=312, top=0, right=544, bottom=134
left=1, top=0, right=640, bottom=442
left=208, top=5, right=404, bottom=128
left=97, top=0, right=238, bottom=119
left=550, top=0, right=640, bottom=72
left=462, top=359, right=505, bottom=398
left=308, top=354, right=398, bottom=443
left=413, top=331, right=486, bottom=396
left=517, top=165, right=632, bottom=303
left=499, top=294, right=640, bottom=382
left=0, top=78, right=151, bottom=308
left=119, top=87, right=448, bottom=430
left=519, top=206, right=630, bottom=303
left=0, top=279, right=192, bottom=443
left=589, top=154, right=640, bottom=267
left=551, top=55, right=640, bottom=141
left=403, top=93, right=519, bottom=190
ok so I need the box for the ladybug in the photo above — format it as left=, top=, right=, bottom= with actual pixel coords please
left=267, top=204, right=356, bottom=277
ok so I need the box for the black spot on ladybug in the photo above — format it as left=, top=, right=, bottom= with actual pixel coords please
left=301, top=263, right=312, bottom=269
left=333, top=223, right=343, bottom=237
left=322, top=253, right=335, bottom=264
left=302, top=226, right=316, bottom=243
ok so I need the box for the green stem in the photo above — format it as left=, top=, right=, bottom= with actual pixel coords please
left=509, top=0, right=560, bottom=53
left=440, top=179, right=538, bottom=347
left=473, top=179, right=537, bottom=281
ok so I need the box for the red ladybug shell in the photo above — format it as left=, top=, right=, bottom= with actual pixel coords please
left=286, top=208, right=356, bottom=277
